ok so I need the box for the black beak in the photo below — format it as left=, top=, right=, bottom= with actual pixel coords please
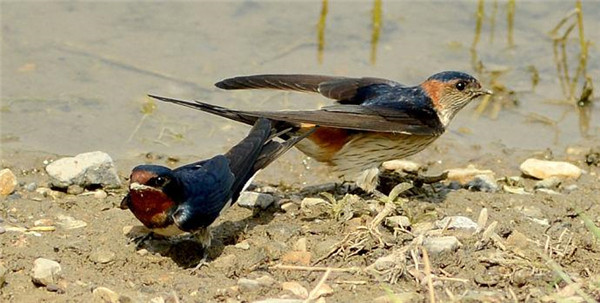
left=120, top=194, right=131, bottom=210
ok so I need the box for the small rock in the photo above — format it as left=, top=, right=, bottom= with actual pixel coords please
left=90, top=250, right=116, bottom=264
left=234, top=240, right=250, bottom=250
left=265, top=223, right=299, bottom=243
left=412, top=221, right=436, bottom=235
left=534, top=176, right=563, bottom=189
left=34, top=219, right=55, bottom=226
left=0, top=264, right=7, bottom=288
left=0, top=169, right=17, bottom=196
left=520, top=158, right=582, bottom=179
left=0, top=226, right=5, bottom=234
left=535, top=188, right=560, bottom=195
left=312, top=283, right=333, bottom=299
left=300, top=197, right=328, bottom=208
left=255, top=275, right=276, bottom=287
left=281, top=251, right=311, bottom=266
left=423, top=236, right=462, bottom=254
left=93, top=286, right=120, bottom=303
left=45, top=151, right=121, bottom=189
left=67, top=184, right=84, bottom=195
left=237, top=278, right=262, bottom=292
left=435, top=216, right=478, bottom=231
left=25, top=182, right=37, bottom=192
left=56, top=215, right=87, bottom=230
left=280, top=202, right=300, bottom=213
left=31, top=258, right=61, bottom=286
left=136, top=249, right=149, bottom=256
left=446, top=166, right=495, bottom=185
left=384, top=216, right=411, bottom=229
left=281, top=281, right=308, bottom=299
left=381, top=160, right=421, bottom=172
left=314, top=239, right=339, bottom=258
left=466, top=174, right=498, bottom=192
left=374, top=292, right=422, bottom=303
left=237, top=192, right=274, bottom=209
left=94, top=190, right=108, bottom=199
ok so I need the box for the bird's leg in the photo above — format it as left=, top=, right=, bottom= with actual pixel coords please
left=130, top=232, right=156, bottom=248
left=189, top=228, right=212, bottom=274
left=354, top=167, right=381, bottom=193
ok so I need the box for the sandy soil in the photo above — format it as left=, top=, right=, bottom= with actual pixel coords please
left=1, top=140, right=599, bottom=303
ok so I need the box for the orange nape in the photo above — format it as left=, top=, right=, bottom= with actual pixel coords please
left=127, top=189, right=175, bottom=229
left=420, top=79, right=443, bottom=110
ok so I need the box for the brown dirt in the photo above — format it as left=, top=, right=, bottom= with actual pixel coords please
left=1, top=141, right=600, bottom=303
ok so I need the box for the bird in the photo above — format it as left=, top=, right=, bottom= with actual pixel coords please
left=120, top=118, right=313, bottom=264
left=149, top=71, right=492, bottom=192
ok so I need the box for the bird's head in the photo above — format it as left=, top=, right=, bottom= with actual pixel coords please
left=420, top=71, right=492, bottom=126
left=120, top=165, right=183, bottom=232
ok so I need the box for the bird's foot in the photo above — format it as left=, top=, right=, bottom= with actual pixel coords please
left=189, top=253, right=210, bottom=275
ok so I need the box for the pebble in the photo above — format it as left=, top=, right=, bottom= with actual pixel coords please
left=237, top=192, right=274, bottom=209
left=93, top=190, right=108, bottom=199
left=381, top=159, right=421, bottom=172
left=0, top=169, right=17, bottom=196
left=25, top=182, right=37, bottom=192
left=0, top=226, right=5, bottom=234
left=280, top=202, right=300, bottom=214
left=534, top=176, right=563, bottom=189
left=34, top=219, right=55, bottom=226
left=435, top=216, right=478, bottom=231
left=446, top=166, right=495, bottom=185
left=265, top=223, right=300, bottom=243
left=0, top=264, right=7, bottom=287
left=281, top=281, right=308, bottom=299
left=31, top=258, right=62, bottom=286
left=466, top=174, right=498, bottom=192
left=45, top=151, right=121, bottom=189
left=384, top=216, right=411, bottom=229
left=255, top=275, right=276, bottom=287
left=67, top=184, right=84, bottom=195
left=90, top=250, right=116, bottom=264
left=300, top=197, right=328, bottom=209
left=423, top=236, right=462, bottom=254
left=56, top=215, right=87, bottom=230
left=234, top=240, right=250, bottom=250
left=374, top=292, right=422, bottom=303
left=93, top=286, right=120, bottom=303
left=503, top=185, right=531, bottom=195
left=520, top=158, right=582, bottom=180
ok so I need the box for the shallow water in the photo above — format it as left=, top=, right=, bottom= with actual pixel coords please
left=2, top=1, right=599, bottom=163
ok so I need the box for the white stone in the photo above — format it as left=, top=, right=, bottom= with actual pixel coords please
left=520, top=158, right=582, bottom=180
left=237, top=278, right=262, bottom=291
left=237, top=192, right=274, bottom=209
left=423, top=236, right=462, bottom=254
left=0, top=169, right=17, bottom=196
left=435, top=216, right=478, bottom=231
left=31, top=258, right=61, bottom=286
left=45, top=151, right=121, bottom=189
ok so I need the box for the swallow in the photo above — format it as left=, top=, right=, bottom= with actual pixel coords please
left=120, top=118, right=312, bottom=263
left=149, top=71, right=492, bottom=192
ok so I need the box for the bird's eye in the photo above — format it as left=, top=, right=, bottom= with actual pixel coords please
left=455, top=81, right=467, bottom=91
left=149, top=176, right=167, bottom=187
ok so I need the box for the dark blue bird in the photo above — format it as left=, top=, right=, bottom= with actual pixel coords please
left=120, top=118, right=312, bottom=259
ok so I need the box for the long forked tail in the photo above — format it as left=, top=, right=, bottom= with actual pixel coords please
left=224, top=117, right=315, bottom=201
left=148, top=94, right=261, bottom=127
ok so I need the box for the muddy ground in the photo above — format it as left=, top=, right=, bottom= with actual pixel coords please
left=1, top=138, right=599, bottom=303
